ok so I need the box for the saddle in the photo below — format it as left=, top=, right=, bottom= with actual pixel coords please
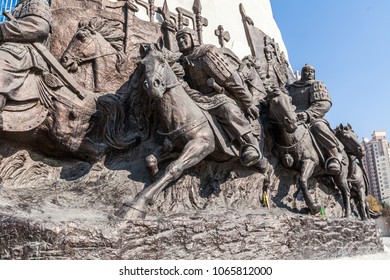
left=3, top=100, right=48, bottom=132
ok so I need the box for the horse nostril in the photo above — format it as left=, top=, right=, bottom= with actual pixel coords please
left=154, top=79, right=161, bottom=88
left=143, top=80, right=149, bottom=90
left=284, top=117, right=291, bottom=124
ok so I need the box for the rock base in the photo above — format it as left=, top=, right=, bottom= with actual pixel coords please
left=0, top=209, right=383, bottom=260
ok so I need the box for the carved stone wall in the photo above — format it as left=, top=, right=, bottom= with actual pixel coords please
left=0, top=210, right=383, bottom=259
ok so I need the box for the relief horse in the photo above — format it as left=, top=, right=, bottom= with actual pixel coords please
left=61, top=17, right=126, bottom=92
left=116, top=41, right=217, bottom=219
left=267, top=88, right=352, bottom=218
left=335, top=123, right=370, bottom=221
left=116, top=40, right=267, bottom=219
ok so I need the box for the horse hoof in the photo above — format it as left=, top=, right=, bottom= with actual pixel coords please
left=311, top=205, right=322, bottom=216
left=257, top=158, right=269, bottom=173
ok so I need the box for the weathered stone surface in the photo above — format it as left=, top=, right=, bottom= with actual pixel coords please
left=0, top=209, right=383, bottom=260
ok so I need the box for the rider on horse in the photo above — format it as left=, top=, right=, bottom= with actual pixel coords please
left=0, top=0, right=52, bottom=130
left=175, top=27, right=262, bottom=167
left=287, top=64, right=342, bottom=175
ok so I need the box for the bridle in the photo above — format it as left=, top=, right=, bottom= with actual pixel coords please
left=143, top=54, right=181, bottom=92
left=64, top=29, right=117, bottom=64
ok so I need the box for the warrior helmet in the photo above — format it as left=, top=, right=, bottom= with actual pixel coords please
left=301, top=64, right=315, bottom=79
left=176, top=27, right=200, bottom=47
left=301, top=64, right=315, bottom=74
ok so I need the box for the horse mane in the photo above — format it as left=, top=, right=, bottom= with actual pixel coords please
left=79, top=17, right=126, bottom=70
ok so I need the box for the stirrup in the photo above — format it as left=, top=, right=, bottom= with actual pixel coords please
left=325, top=157, right=341, bottom=175
left=240, top=143, right=261, bottom=166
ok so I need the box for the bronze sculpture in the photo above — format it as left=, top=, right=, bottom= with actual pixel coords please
left=0, top=0, right=113, bottom=162
left=335, top=123, right=371, bottom=221
left=60, top=17, right=126, bottom=92
left=287, top=64, right=342, bottom=175
left=116, top=40, right=217, bottom=219
left=0, top=0, right=52, bottom=129
left=0, top=1, right=383, bottom=261
left=267, top=87, right=352, bottom=217
left=175, top=27, right=262, bottom=167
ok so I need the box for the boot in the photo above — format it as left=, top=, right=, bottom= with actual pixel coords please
left=240, top=133, right=261, bottom=166
left=326, top=147, right=341, bottom=175
left=241, top=145, right=260, bottom=166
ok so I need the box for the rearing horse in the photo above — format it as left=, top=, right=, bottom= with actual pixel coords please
left=116, top=40, right=217, bottom=219
left=267, top=88, right=352, bottom=218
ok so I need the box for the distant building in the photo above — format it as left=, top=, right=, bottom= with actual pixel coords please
left=0, top=0, right=18, bottom=22
left=363, top=131, right=390, bottom=205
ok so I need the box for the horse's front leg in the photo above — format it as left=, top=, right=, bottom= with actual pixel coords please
left=333, top=161, right=351, bottom=218
left=333, top=168, right=351, bottom=218
left=298, top=159, right=322, bottom=215
left=117, top=137, right=215, bottom=219
left=145, top=138, right=179, bottom=182
left=353, top=180, right=370, bottom=221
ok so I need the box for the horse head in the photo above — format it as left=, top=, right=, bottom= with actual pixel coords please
left=61, top=24, right=99, bottom=73
left=335, top=123, right=365, bottom=158
left=139, top=38, right=180, bottom=100
left=61, top=18, right=124, bottom=73
left=267, top=87, right=298, bottom=133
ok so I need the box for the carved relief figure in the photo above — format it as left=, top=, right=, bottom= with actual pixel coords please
left=0, top=0, right=52, bottom=129
left=267, top=88, right=352, bottom=218
left=175, top=27, right=262, bottom=167
left=287, top=64, right=342, bottom=175
left=335, top=123, right=371, bottom=221
left=61, top=17, right=126, bottom=92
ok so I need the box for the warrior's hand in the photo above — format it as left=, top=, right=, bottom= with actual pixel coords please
left=246, top=104, right=259, bottom=120
left=297, top=112, right=309, bottom=123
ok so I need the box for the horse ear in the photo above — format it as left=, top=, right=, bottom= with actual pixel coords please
left=339, top=123, right=344, bottom=130
left=139, top=44, right=149, bottom=58
left=347, top=123, right=352, bottom=129
left=156, top=37, right=165, bottom=51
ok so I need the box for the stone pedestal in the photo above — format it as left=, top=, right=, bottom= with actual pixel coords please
left=0, top=209, right=383, bottom=259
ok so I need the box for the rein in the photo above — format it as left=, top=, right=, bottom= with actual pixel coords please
left=66, top=32, right=117, bottom=64
left=145, top=58, right=182, bottom=91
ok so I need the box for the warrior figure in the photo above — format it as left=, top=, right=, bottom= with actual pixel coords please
left=287, top=64, right=342, bottom=174
left=175, top=27, right=262, bottom=167
left=0, top=0, right=52, bottom=129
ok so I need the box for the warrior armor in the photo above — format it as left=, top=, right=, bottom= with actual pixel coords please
left=12, top=0, right=52, bottom=28
left=0, top=0, right=52, bottom=104
left=287, top=64, right=342, bottom=175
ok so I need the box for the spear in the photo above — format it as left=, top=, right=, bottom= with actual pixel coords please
left=192, top=0, right=203, bottom=44
left=124, top=1, right=139, bottom=53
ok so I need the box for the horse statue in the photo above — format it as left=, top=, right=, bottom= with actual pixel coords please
left=115, top=39, right=266, bottom=219
left=267, top=88, right=353, bottom=218
left=335, top=123, right=371, bottom=221
left=60, top=17, right=126, bottom=92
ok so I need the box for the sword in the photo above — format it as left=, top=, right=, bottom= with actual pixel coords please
left=3, top=10, right=86, bottom=100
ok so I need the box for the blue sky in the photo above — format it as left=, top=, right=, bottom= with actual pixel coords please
left=271, top=0, right=390, bottom=140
